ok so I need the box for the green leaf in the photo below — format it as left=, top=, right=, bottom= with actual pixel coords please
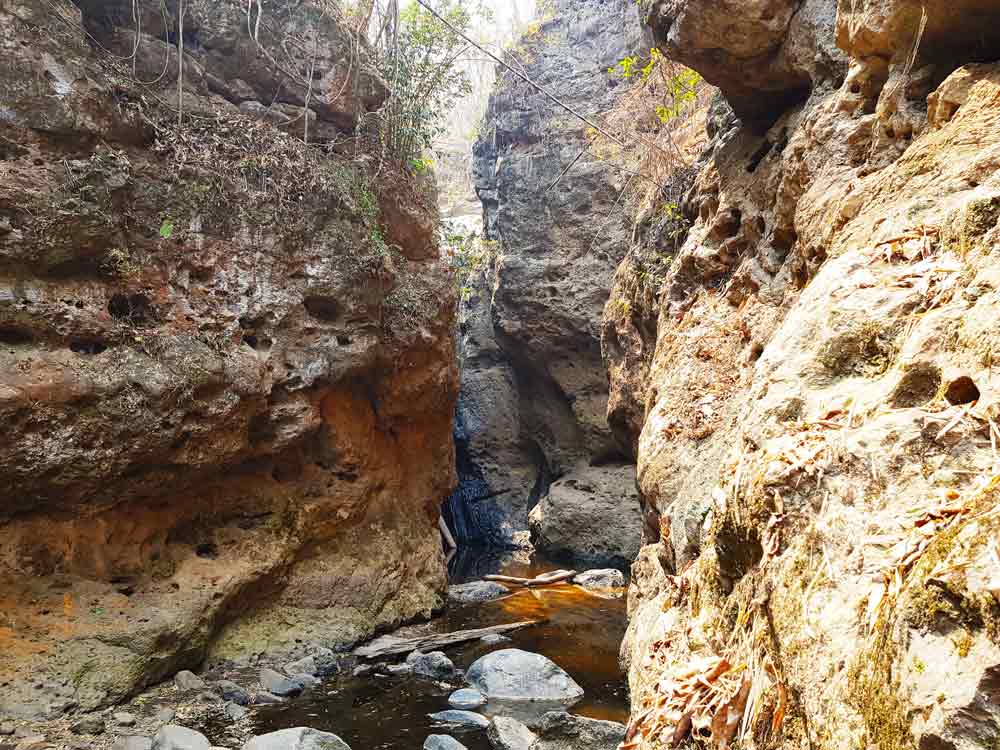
left=159, top=219, right=174, bottom=239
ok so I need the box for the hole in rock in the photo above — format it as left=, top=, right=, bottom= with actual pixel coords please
left=945, top=376, right=980, bottom=405
left=337, top=335, right=352, bottom=346
left=303, top=296, right=340, bottom=322
left=0, top=326, right=33, bottom=345
left=195, top=542, right=217, bottom=559
left=69, top=339, right=108, bottom=355
left=891, top=363, right=942, bottom=408
left=850, top=84, right=861, bottom=94
left=747, top=140, right=772, bottom=173
left=108, top=293, right=154, bottom=325
left=243, top=333, right=259, bottom=350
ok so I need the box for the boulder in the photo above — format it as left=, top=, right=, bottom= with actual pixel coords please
left=423, top=736, right=467, bottom=750
left=573, top=570, right=626, bottom=589
left=289, top=673, right=319, bottom=688
left=113, top=737, right=153, bottom=750
left=253, top=692, right=284, bottom=705
left=151, top=726, right=211, bottom=750
left=448, top=689, right=486, bottom=710
left=406, top=651, right=457, bottom=680
left=447, top=582, right=509, bottom=605
left=224, top=702, right=248, bottom=721
left=427, top=711, right=490, bottom=729
left=242, top=728, right=351, bottom=750
left=213, top=681, right=251, bottom=706
left=0, top=724, right=14, bottom=736
left=283, top=657, right=317, bottom=677
left=528, top=465, right=642, bottom=568
left=258, top=669, right=303, bottom=698
left=174, top=672, right=207, bottom=692
left=465, top=650, right=583, bottom=704
left=530, top=712, right=625, bottom=750
left=486, top=717, right=536, bottom=750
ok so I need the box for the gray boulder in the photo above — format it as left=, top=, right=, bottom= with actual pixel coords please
left=406, top=651, right=457, bottom=679
left=242, top=728, right=351, bottom=750
left=573, top=570, right=625, bottom=589
left=175, top=671, right=207, bottom=692
left=531, top=712, right=625, bottom=750
left=465, top=650, right=583, bottom=704
left=258, top=668, right=303, bottom=697
left=447, top=582, right=509, bottom=605
left=289, top=673, right=319, bottom=688
left=213, top=681, right=251, bottom=706
left=253, top=692, right=284, bottom=705
left=225, top=702, right=248, bottom=721
left=0, top=724, right=14, bottom=736
left=448, top=689, right=486, bottom=710
left=152, top=726, right=212, bottom=750
left=423, top=736, right=467, bottom=750
left=283, top=656, right=317, bottom=677
left=528, top=465, right=642, bottom=568
left=428, top=711, right=490, bottom=729
left=486, top=717, right=536, bottom=750
left=113, top=737, right=153, bottom=750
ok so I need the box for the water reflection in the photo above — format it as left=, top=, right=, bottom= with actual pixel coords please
left=252, top=550, right=628, bottom=750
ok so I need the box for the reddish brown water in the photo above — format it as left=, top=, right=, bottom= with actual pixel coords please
left=250, top=550, right=628, bottom=750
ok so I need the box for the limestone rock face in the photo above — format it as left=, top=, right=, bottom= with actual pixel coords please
left=615, top=0, right=1000, bottom=746
left=528, top=464, right=642, bottom=568
left=455, top=0, right=642, bottom=545
left=0, top=0, right=456, bottom=720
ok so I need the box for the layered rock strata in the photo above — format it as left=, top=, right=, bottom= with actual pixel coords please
left=0, top=0, right=457, bottom=719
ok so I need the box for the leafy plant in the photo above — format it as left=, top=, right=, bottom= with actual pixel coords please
left=158, top=219, right=174, bottom=239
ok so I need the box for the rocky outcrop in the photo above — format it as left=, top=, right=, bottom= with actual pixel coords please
left=0, top=0, right=457, bottom=720
left=613, top=0, right=1000, bottom=748
left=454, top=0, right=643, bottom=547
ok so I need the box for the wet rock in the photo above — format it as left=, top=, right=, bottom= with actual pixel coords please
left=258, top=669, right=303, bottom=698
left=531, top=712, right=625, bottom=750
left=175, top=672, right=207, bottom=692
left=224, top=703, right=248, bottom=721
left=427, top=711, right=490, bottom=729
left=529, top=465, right=642, bottom=568
left=423, top=736, right=467, bottom=750
left=112, top=737, right=152, bottom=750
left=242, top=728, right=351, bottom=750
left=447, top=582, right=509, bottom=605
left=573, top=570, right=625, bottom=589
left=486, top=717, right=536, bottom=750
left=283, top=657, right=317, bottom=677
left=213, top=681, right=251, bottom=706
left=289, top=674, right=319, bottom=689
left=70, top=717, right=105, bottom=735
left=151, top=726, right=211, bottom=750
left=480, top=634, right=510, bottom=646
left=253, top=693, right=284, bottom=705
left=351, top=665, right=375, bottom=678
left=114, top=713, right=137, bottom=727
left=406, top=651, right=457, bottom=680
left=447, top=689, right=486, bottom=710
left=466, top=650, right=583, bottom=704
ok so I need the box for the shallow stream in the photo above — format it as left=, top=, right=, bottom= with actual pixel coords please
left=251, top=550, right=628, bottom=750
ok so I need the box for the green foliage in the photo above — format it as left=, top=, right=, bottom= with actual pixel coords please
left=656, top=67, right=703, bottom=123
left=370, top=0, right=489, bottom=167
left=445, top=220, right=496, bottom=298
left=158, top=219, right=174, bottom=239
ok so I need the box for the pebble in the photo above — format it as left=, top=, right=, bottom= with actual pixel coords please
left=258, top=669, right=302, bottom=698
left=447, top=689, right=486, bottom=710
left=427, top=711, right=490, bottom=729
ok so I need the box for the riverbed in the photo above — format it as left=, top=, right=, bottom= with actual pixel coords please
left=251, top=550, right=628, bottom=750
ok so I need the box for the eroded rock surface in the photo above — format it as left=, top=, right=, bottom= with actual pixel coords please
left=451, top=0, right=643, bottom=546
left=614, top=0, right=1000, bottom=748
left=0, top=0, right=456, bottom=720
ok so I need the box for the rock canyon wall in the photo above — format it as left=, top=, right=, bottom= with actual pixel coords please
left=612, top=0, right=1000, bottom=747
left=454, top=0, right=643, bottom=557
left=0, top=0, right=457, bottom=719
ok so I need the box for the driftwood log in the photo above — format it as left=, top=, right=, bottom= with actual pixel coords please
left=353, top=620, right=539, bottom=659
left=483, top=569, right=577, bottom=588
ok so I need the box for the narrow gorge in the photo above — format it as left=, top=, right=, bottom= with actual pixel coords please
left=2, top=0, right=1000, bottom=749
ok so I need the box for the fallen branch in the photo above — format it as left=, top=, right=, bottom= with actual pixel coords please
left=483, top=570, right=577, bottom=588
left=354, top=620, right=539, bottom=659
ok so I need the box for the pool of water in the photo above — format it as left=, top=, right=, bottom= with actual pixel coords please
left=250, top=549, right=628, bottom=750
